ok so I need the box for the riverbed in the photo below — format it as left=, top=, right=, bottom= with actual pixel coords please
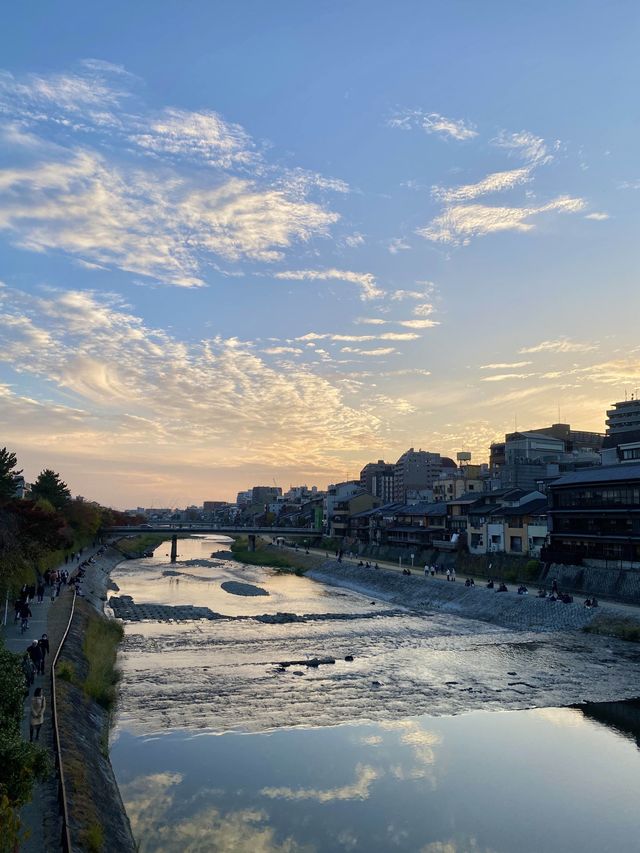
left=110, top=537, right=640, bottom=852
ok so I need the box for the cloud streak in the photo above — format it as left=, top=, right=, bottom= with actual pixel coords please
left=418, top=195, right=586, bottom=245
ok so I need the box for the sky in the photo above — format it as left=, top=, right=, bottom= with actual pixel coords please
left=0, top=1, right=638, bottom=508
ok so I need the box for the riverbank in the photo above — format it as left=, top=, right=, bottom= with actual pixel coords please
left=54, top=543, right=137, bottom=852
left=308, top=560, right=633, bottom=633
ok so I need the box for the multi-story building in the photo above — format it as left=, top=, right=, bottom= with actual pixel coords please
left=466, top=489, right=547, bottom=556
left=359, top=460, right=396, bottom=503
left=330, top=492, right=380, bottom=538
left=490, top=426, right=600, bottom=492
left=393, top=448, right=456, bottom=502
left=601, top=397, right=640, bottom=464
left=433, top=462, right=484, bottom=502
left=203, top=500, right=228, bottom=513
left=324, top=481, right=362, bottom=533
left=251, top=486, right=282, bottom=505
left=546, top=462, right=640, bottom=565
left=505, top=423, right=603, bottom=453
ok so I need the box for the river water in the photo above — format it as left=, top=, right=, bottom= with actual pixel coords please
left=110, top=536, right=640, bottom=852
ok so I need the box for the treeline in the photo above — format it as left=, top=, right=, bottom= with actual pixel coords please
left=0, top=446, right=140, bottom=595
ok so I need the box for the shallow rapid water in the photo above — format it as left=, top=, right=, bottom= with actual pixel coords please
left=110, top=537, right=640, bottom=852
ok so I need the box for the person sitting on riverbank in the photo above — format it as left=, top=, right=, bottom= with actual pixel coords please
left=591, top=596, right=598, bottom=607
left=585, top=597, right=592, bottom=608
left=497, top=582, right=508, bottom=593
left=561, top=593, right=573, bottom=604
left=487, top=579, right=494, bottom=589
left=374, top=562, right=379, bottom=570
left=537, top=588, right=547, bottom=598
left=517, top=584, right=529, bottom=595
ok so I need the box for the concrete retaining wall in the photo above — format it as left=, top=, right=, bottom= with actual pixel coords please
left=543, top=563, right=640, bottom=603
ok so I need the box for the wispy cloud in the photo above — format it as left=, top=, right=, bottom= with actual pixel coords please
left=491, top=130, right=555, bottom=165
left=274, top=268, right=382, bottom=300
left=432, top=167, right=531, bottom=203
left=389, top=109, right=477, bottom=141
left=585, top=212, right=609, bottom=221
left=131, top=108, right=257, bottom=169
left=480, top=361, right=532, bottom=369
left=480, top=372, right=534, bottom=382
left=418, top=195, right=586, bottom=245
left=341, top=346, right=397, bottom=356
left=519, top=338, right=598, bottom=354
left=0, top=153, right=338, bottom=285
left=388, top=237, right=411, bottom=253
left=398, top=319, right=439, bottom=329
left=0, top=63, right=345, bottom=285
left=0, top=286, right=387, bottom=468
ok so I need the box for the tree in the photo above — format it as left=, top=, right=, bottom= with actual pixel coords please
left=30, top=469, right=71, bottom=510
left=0, top=640, right=49, bottom=851
left=0, top=447, right=21, bottom=505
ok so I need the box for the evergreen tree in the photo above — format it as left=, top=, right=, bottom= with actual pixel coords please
left=30, top=468, right=71, bottom=510
left=0, top=447, right=21, bottom=504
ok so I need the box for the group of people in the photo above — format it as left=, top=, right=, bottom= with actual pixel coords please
left=13, top=542, right=108, bottom=744
left=423, top=563, right=448, bottom=578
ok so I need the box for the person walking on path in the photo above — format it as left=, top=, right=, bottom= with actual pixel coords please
left=27, top=639, right=43, bottom=674
left=446, top=569, right=451, bottom=581
left=29, top=688, right=46, bottom=742
left=37, top=634, right=50, bottom=675
left=451, top=568, right=456, bottom=582
left=36, top=579, right=45, bottom=603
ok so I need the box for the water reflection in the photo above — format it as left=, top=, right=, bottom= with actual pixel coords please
left=580, top=698, right=640, bottom=748
left=112, top=703, right=640, bottom=853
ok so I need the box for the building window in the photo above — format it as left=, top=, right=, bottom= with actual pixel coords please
left=510, top=536, right=523, bottom=552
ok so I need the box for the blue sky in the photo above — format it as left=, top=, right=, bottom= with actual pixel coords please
left=0, top=1, right=638, bottom=506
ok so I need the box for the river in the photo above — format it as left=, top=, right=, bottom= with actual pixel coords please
left=109, top=536, right=640, bottom=852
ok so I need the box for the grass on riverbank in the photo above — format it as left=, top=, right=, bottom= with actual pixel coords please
left=115, top=533, right=167, bottom=558
left=584, top=615, right=640, bottom=643
left=231, top=537, right=321, bottom=573
left=83, top=614, right=124, bottom=711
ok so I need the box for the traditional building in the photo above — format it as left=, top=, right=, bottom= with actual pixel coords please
left=547, top=462, right=640, bottom=565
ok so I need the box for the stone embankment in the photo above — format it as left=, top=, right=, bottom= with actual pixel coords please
left=55, top=544, right=136, bottom=852
left=309, top=561, right=608, bottom=633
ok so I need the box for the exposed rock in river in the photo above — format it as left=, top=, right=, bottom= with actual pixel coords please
left=221, top=580, right=269, bottom=597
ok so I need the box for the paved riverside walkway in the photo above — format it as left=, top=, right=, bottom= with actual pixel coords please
left=1, top=544, right=105, bottom=852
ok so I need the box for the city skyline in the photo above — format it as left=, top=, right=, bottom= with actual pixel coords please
left=1, top=1, right=638, bottom=507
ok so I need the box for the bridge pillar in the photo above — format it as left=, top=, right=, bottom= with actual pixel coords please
left=170, top=535, right=178, bottom=562
left=248, top=534, right=256, bottom=552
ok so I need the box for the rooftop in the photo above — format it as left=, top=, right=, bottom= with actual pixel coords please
left=550, top=462, right=640, bottom=487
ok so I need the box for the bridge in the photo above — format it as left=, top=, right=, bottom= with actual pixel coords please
left=105, top=524, right=320, bottom=561
left=106, top=525, right=318, bottom=535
